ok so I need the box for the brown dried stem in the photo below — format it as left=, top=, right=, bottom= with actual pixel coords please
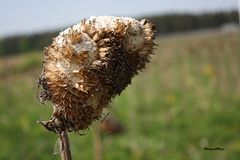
left=93, top=124, right=103, bottom=160
left=59, top=130, right=72, bottom=160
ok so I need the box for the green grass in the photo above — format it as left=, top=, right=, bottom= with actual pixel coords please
left=0, top=31, right=240, bottom=160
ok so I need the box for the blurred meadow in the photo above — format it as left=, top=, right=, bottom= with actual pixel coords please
left=0, top=29, right=240, bottom=159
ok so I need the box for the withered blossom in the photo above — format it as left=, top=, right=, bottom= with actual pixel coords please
left=37, top=16, right=155, bottom=133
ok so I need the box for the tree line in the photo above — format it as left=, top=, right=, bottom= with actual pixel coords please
left=0, top=31, right=58, bottom=56
left=0, top=10, right=238, bottom=56
left=143, top=10, right=238, bottom=34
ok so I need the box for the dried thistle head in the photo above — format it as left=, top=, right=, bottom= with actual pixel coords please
left=37, top=16, right=155, bottom=134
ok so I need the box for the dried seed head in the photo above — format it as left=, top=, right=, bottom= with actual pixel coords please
left=37, top=16, right=155, bottom=133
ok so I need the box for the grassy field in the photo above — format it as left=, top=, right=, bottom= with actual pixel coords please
left=0, top=30, right=240, bottom=160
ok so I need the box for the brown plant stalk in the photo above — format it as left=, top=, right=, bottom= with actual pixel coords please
left=93, top=124, right=103, bottom=160
left=59, top=131, right=72, bottom=160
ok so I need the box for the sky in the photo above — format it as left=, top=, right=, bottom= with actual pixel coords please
left=0, top=0, right=238, bottom=37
